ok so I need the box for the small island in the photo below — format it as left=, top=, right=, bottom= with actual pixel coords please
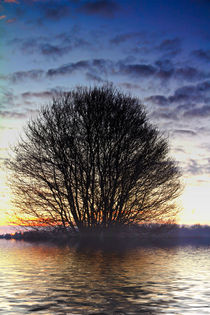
left=1, top=224, right=210, bottom=249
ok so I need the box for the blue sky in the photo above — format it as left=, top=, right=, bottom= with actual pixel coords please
left=0, top=0, right=210, bottom=227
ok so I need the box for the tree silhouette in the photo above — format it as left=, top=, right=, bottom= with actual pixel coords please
left=7, top=85, right=181, bottom=233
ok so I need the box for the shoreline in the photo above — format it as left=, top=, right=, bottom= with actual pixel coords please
left=1, top=225, right=210, bottom=248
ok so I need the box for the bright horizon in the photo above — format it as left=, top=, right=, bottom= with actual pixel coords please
left=1, top=0, right=210, bottom=231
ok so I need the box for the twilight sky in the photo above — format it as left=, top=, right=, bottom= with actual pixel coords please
left=0, top=0, right=210, bottom=230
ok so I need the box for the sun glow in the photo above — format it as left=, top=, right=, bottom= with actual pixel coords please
left=178, top=178, right=210, bottom=225
left=1, top=123, right=210, bottom=228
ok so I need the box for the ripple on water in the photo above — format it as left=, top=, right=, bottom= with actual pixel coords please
left=0, top=240, right=210, bottom=314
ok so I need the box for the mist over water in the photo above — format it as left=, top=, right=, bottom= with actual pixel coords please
left=0, top=239, right=210, bottom=314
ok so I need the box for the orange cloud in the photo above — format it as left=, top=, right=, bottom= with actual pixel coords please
left=0, top=15, right=6, bottom=20
left=6, top=18, right=16, bottom=23
left=4, top=0, right=19, bottom=3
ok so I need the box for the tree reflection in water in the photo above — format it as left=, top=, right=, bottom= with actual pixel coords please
left=0, top=239, right=209, bottom=314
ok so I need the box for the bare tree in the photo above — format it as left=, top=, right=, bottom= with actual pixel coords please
left=7, top=85, right=181, bottom=233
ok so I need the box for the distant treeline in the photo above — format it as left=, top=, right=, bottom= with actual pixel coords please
left=1, top=224, right=210, bottom=246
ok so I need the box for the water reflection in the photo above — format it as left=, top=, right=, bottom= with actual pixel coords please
left=0, top=239, right=210, bottom=314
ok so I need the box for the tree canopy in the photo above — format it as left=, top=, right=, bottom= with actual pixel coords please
left=7, top=85, right=181, bottom=233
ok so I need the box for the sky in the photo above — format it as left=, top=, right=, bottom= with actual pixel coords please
left=0, top=0, right=210, bottom=231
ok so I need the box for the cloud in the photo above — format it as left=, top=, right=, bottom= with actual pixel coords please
left=192, top=49, right=210, bottom=62
left=147, top=81, right=210, bottom=107
left=119, top=63, right=156, bottom=77
left=186, top=159, right=204, bottom=175
left=146, top=95, right=168, bottom=106
left=13, top=37, right=41, bottom=54
left=40, top=43, right=71, bottom=57
left=0, top=87, right=15, bottom=108
left=9, top=33, right=91, bottom=59
left=21, top=90, right=54, bottom=99
left=119, top=82, right=141, bottom=90
left=85, top=72, right=104, bottom=82
left=6, top=18, right=16, bottom=23
left=46, top=59, right=157, bottom=80
left=9, top=69, right=44, bottom=83
left=146, top=80, right=210, bottom=122
left=174, top=66, right=207, bottom=81
left=171, top=81, right=210, bottom=103
left=46, top=58, right=114, bottom=78
left=154, top=64, right=208, bottom=82
left=7, top=56, right=210, bottom=89
left=184, top=105, right=210, bottom=118
left=38, top=1, right=71, bottom=21
left=118, top=59, right=208, bottom=82
left=176, top=103, right=197, bottom=112
left=0, top=110, right=25, bottom=119
left=79, top=0, right=120, bottom=17
left=173, top=129, right=197, bottom=136
left=110, top=32, right=144, bottom=44
left=119, top=62, right=208, bottom=82
left=47, top=60, right=91, bottom=77
left=156, top=38, right=181, bottom=57
left=39, top=40, right=90, bottom=58
left=4, top=0, right=19, bottom=3
left=151, top=110, right=178, bottom=121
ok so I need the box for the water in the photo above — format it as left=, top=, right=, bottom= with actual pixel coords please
left=0, top=239, right=210, bottom=314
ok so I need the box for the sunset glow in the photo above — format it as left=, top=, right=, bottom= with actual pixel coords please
left=179, top=179, right=210, bottom=225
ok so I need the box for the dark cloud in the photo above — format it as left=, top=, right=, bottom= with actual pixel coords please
left=171, top=81, right=210, bottom=103
left=9, top=69, right=44, bottom=83
left=187, top=159, right=204, bottom=175
left=8, top=37, right=42, bottom=54
left=146, top=80, right=210, bottom=122
left=21, top=90, right=54, bottom=99
left=154, top=59, right=175, bottom=79
left=119, top=63, right=156, bottom=77
left=157, top=38, right=181, bottom=57
left=147, top=81, right=210, bottom=107
left=40, top=43, right=71, bottom=57
left=9, top=34, right=91, bottom=59
left=0, top=110, right=25, bottom=119
left=158, top=38, right=181, bottom=51
left=1, top=89, right=15, bottom=104
left=38, top=1, right=71, bottom=21
left=173, top=129, right=197, bottom=136
left=174, top=66, right=207, bottom=81
left=14, top=6, right=25, bottom=18
left=7, top=55, right=210, bottom=88
left=85, top=72, right=104, bottom=82
left=184, top=105, right=210, bottom=118
left=151, top=110, right=178, bottom=121
left=110, top=32, right=144, bottom=44
left=156, top=68, right=174, bottom=80
left=79, top=0, right=119, bottom=17
left=120, top=61, right=207, bottom=82
left=146, top=95, right=168, bottom=106
left=46, top=60, right=91, bottom=77
left=6, top=18, right=16, bottom=23
left=176, top=103, right=197, bottom=112
left=192, top=49, right=210, bottom=62
left=119, top=82, right=141, bottom=90
left=46, top=58, right=113, bottom=78
left=155, top=59, right=173, bottom=69
left=152, top=64, right=208, bottom=82
left=92, top=58, right=112, bottom=74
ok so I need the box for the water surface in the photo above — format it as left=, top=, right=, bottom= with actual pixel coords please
left=0, top=239, right=210, bottom=314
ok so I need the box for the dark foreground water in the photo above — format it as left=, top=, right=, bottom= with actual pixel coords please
left=0, top=239, right=210, bottom=314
